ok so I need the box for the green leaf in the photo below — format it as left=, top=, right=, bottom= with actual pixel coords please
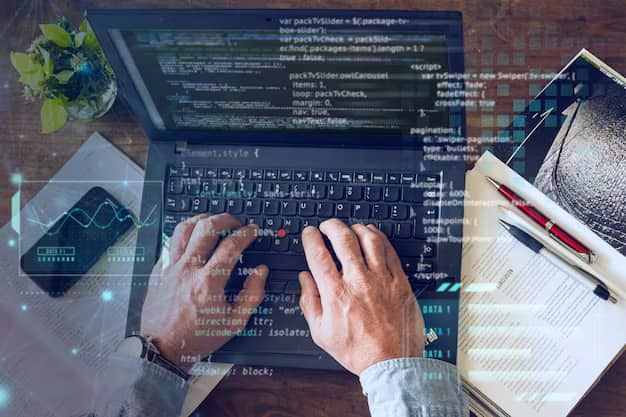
left=74, top=32, right=86, bottom=47
left=79, top=19, right=92, bottom=34
left=40, top=98, right=68, bottom=133
left=54, top=70, right=74, bottom=84
left=40, top=24, right=73, bottom=47
left=10, top=52, right=40, bottom=75
left=84, top=32, right=99, bottom=51
left=20, top=70, right=44, bottom=87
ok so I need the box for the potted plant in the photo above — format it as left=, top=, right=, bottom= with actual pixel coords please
left=9, top=17, right=117, bottom=133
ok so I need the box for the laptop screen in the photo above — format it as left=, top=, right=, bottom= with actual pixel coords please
left=109, top=23, right=454, bottom=136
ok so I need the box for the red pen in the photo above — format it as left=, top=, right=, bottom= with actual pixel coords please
left=485, top=176, right=597, bottom=263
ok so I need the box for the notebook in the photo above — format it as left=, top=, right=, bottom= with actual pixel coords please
left=458, top=151, right=626, bottom=417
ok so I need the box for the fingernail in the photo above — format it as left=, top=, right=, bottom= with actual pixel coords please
left=258, top=264, right=269, bottom=278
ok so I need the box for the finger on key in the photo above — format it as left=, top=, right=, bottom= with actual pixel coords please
left=183, top=213, right=241, bottom=267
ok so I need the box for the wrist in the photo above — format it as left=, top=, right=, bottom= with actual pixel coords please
left=116, top=335, right=191, bottom=380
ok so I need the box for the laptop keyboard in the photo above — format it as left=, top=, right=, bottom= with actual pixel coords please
left=164, top=165, right=441, bottom=295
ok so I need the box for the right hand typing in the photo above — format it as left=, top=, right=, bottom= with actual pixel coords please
left=299, top=219, right=425, bottom=375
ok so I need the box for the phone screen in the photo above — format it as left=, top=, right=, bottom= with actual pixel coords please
left=20, top=186, right=134, bottom=296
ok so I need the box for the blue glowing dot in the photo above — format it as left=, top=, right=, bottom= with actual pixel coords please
left=8, top=239, right=16, bottom=248
left=20, top=304, right=27, bottom=312
left=123, top=180, right=128, bottom=186
left=10, top=173, right=22, bottom=185
left=0, top=385, right=10, bottom=408
left=71, top=348, right=79, bottom=355
left=101, top=290, right=113, bottom=302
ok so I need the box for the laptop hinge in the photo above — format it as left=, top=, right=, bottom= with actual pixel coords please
left=174, top=141, right=188, bottom=154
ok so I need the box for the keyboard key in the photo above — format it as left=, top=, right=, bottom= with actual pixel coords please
left=164, top=214, right=178, bottom=233
left=282, top=219, right=301, bottom=234
left=205, top=168, right=218, bottom=179
left=264, top=169, right=278, bottom=180
left=390, top=204, right=409, bottom=220
left=261, top=216, right=280, bottom=230
left=402, top=187, right=423, bottom=203
left=291, top=183, right=310, bottom=196
left=340, top=172, right=353, bottom=182
left=279, top=169, right=293, bottom=181
left=383, top=186, right=400, bottom=202
left=221, top=181, right=238, bottom=193
left=418, top=206, right=439, bottom=219
left=294, top=170, right=308, bottom=181
left=191, top=197, right=207, bottom=213
left=208, top=199, right=225, bottom=213
left=311, top=171, right=324, bottom=181
left=316, top=201, right=335, bottom=218
left=401, top=173, right=416, bottom=184
left=233, top=168, right=248, bottom=179
left=393, top=222, right=412, bottom=238
left=377, top=222, right=393, bottom=237
left=186, top=180, right=201, bottom=196
left=263, top=200, right=279, bottom=215
left=387, top=173, right=400, bottom=184
left=274, top=183, right=291, bottom=196
left=346, top=185, right=363, bottom=201
left=298, top=201, right=315, bottom=217
left=272, top=237, right=290, bottom=252
left=290, top=237, right=303, bottom=253
left=353, top=203, right=370, bottom=219
left=335, top=202, right=351, bottom=218
left=219, top=168, right=233, bottom=179
left=418, top=174, right=440, bottom=185
left=364, top=185, right=382, bottom=201
left=168, top=165, right=189, bottom=177
left=255, top=182, right=272, bottom=198
left=251, top=169, right=263, bottom=180
left=202, top=180, right=219, bottom=195
left=239, top=182, right=254, bottom=194
left=167, top=178, right=184, bottom=194
left=326, top=171, right=340, bottom=182
left=302, top=219, right=320, bottom=228
left=226, top=200, right=243, bottom=214
left=355, top=172, right=370, bottom=183
left=372, top=204, right=389, bottom=219
left=371, top=173, right=386, bottom=183
left=244, top=200, right=261, bottom=215
left=166, top=197, right=189, bottom=212
left=328, top=184, right=344, bottom=200
left=192, top=167, right=204, bottom=177
left=251, top=236, right=271, bottom=251
left=310, top=184, right=326, bottom=199
left=280, top=200, right=298, bottom=216
left=246, top=217, right=260, bottom=226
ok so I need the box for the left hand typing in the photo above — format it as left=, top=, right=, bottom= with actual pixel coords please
left=140, top=213, right=268, bottom=370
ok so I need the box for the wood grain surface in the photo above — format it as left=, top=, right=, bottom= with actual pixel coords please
left=0, top=1, right=624, bottom=416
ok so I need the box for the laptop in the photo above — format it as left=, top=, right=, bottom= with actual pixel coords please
left=88, top=8, right=466, bottom=369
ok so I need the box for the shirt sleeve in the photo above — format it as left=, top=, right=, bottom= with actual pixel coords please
left=359, top=358, right=469, bottom=417
left=92, top=353, right=189, bottom=417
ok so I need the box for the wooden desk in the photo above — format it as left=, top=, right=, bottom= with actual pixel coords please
left=1, top=1, right=624, bottom=416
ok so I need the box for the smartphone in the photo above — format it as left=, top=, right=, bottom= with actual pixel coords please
left=20, top=186, right=134, bottom=297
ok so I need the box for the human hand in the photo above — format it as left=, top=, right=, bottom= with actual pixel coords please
left=140, top=213, right=268, bottom=370
left=299, top=219, right=425, bottom=375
